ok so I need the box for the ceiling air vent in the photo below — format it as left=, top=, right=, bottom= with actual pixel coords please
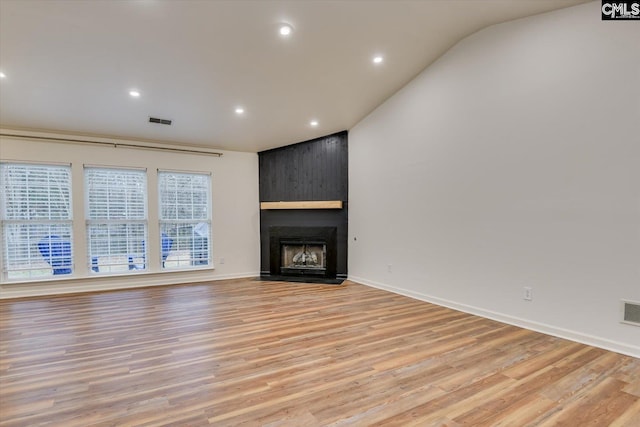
left=621, top=300, right=640, bottom=326
left=149, top=117, right=172, bottom=125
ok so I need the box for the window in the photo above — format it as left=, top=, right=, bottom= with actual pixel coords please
left=158, top=171, right=211, bottom=269
left=85, top=167, right=147, bottom=273
left=1, top=163, right=73, bottom=280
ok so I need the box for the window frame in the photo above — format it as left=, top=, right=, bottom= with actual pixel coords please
left=157, top=170, right=212, bottom=270
left=84, top=166, right=148, bottom=274
left=0, top=162, right=74, bottom=281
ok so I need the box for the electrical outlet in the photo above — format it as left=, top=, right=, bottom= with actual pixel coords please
left=387, top=264, right=392, bottom=273
left=220, top=257, right=225, bottom=264
left=523, top=286, right=533, bottom=301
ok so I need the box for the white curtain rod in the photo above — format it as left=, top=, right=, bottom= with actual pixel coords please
left=0, top=132, right=224, bottom=157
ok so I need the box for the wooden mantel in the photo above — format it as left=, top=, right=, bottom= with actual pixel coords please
left=260, top=200, right=343, bottom=210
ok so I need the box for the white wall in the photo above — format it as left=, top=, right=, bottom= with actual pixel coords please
left=349, top=2, right=640, bottom=357
left=0, top=131, right=260, bottom=297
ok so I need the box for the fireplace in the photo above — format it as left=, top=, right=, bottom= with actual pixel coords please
left=268, top=226, right=337, bottom=281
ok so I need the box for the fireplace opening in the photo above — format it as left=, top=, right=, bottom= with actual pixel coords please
left=268, top=226, right=338, bottom=281
left=281, top=242, right=326, bottom=276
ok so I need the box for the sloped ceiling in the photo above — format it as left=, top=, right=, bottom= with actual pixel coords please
left=0, top=0, right=589, bottom=152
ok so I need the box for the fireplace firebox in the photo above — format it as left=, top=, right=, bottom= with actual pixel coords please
left=280, top=242, right=327, bottom=276
left=268, top=226, right=337, bottom=281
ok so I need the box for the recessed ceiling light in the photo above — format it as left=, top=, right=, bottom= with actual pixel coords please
left=235, top=107, right=245, bottom=114
left=129, top=90, right=141, bottom=98
left=0, top=71, right=6, bottom=79
left=310, top=120, right=319, bottom=127
left=279, top=24, right=293, bottom=36
left=373, top=55, right=384, bottom=64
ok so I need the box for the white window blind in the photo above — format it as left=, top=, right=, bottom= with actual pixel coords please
left=158, top=171, right=211, bottom=269
left=85, top=167, right=147, bottom=273
left=1, top=163, right=73, bottom=280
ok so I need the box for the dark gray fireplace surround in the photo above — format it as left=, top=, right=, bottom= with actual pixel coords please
left=259, top=131, right=348, bottom=284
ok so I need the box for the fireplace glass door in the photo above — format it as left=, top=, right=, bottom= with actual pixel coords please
left=280, top=242, right=326, bottom=276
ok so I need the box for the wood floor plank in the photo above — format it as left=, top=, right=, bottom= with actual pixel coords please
left=0, top=278, right=638, bottom=426
left=609, top=398, right=640, bottom=427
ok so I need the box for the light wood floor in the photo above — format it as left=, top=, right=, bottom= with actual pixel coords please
left=1, top=279, right=638, bottom=426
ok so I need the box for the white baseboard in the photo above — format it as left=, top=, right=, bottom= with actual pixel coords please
left=348, top=275, right=640, bottom=359
left=0, top=271, right=260, bottom=299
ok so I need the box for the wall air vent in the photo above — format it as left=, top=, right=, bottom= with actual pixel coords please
left=621, top=300, right=640, bottom=326
left=149, top=117, right=172, bottom=125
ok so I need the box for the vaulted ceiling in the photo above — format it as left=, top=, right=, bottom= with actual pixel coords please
left=0, top=0, right=589, bottom=152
